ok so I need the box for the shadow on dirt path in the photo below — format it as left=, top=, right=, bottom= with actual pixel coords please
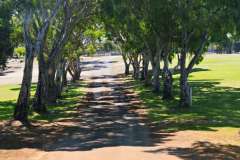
left=0, top=57, right=172, bottom=153
left=45, top=74, right=170, bottom=151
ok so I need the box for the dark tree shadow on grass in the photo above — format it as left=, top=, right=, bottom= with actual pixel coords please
left=172, top=68, right=211, bottom=75
left=0, top=100, right=15, bottom=120
left=146, top=68, right=211, bottom=77
left=10, top=84, right=37, bottom=91
left=30, top=82, right=86, bottom=122
left=132, top=78, right=240, bottom=132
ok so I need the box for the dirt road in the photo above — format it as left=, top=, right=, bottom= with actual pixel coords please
left=37, top=56, right=170, bottom=160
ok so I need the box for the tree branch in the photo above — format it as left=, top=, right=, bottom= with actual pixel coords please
left=186, top=32, right=208, bottom=74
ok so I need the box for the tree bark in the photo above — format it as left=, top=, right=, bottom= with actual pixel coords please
left=179, top=70, right=191, bottom=107
left=132, top=54, right=141, bottom=79
left=173, top=54, right=180, bottom=72
left=68, top=58, right=81, bottom=82
left=32, top=58, right=48, bottom=113
left=55, top=59, right=66, bottom=97
left=46, top=63, right=58, bottom=103
left=33, top=51, right=58, bottom=112
left=152, top=54, right=161, bottom=93
left=122, top=53, right=130, bottom=75
left=142, top=53, right=150, bottom=85
left=179, top=49, right=191, bottom=107
left=152, top=38, right=162, bottom=93
left=62, top=61, right=68, bottom=86
left=14, top=50, right=34, bottom=122
left=132, top=65, right=140, bottom=79
left=162, top=54, right=173, bottom=100
left=125, top=64, right=130, bottom=75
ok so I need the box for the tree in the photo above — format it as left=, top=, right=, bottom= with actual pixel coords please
left=175, top=0, right=228, bottom=107
left=33, top=0, right=97, bottom=113
left=14, top=0, right=63, bottom=122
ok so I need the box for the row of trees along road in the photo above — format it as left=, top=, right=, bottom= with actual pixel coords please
left=13, top=0, right=99, bottom=123
left=10, top=0, right=240, bottom=123
left=100, top=0, right=240, bottom=107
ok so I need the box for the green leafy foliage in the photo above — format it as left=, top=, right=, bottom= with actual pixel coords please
left=14, top=46, right=25, bottom=57
left=0, top=0, right=14, bottom=69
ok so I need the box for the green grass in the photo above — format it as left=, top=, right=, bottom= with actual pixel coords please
left=132, top=54, right=240, bottom=132
left=0, top=82, right=86, bottom=122
left=0, top=84, right=36, bottom=120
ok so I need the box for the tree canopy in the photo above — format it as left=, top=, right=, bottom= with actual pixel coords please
left=0, top=0, right=14, bottom=69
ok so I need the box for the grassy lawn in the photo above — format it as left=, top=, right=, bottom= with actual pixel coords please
left=0, top=82, right=85, bottom=122
left=132, top=54, right=240, bottom=134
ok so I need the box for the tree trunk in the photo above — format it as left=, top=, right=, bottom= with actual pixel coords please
left=152, top=53, right=161, bottom=93
left=162, top=56, right=173, bottom=100
left=152, top=61, right=160, bottom=92
left=68, top=58, right=81, bottom=82
left=179, top=51, right=191, bottom=107
left=55, top=59, right=65, bottom=97
left=173, top=54, right=180, bottom=71
left=46, top=63, right=57, bottom=103
left=132, top=64, right=136, bottom=79
left=62, top=61, right=68, bottom=86
left=141, top=60, right=145, bottom=81
left=132, top=54, right=141, bottom=80
left=14, top=51, right=34, bottom=122
left=152, top=37, right=162, bottom=93
left=132, top=65, right=140, bottom=79
left=124, top=63, right=130, bottom=75
left=33, top=50, right=58, bottom=112
left=32, top=60, right=48, bottom=113
left=33, top=75, right=48, bottom=113
left=141, top=53, right=150, bottom=85
left=179, top=71, right=191, bottom=107
left=122, top=53, right=130, bottom=75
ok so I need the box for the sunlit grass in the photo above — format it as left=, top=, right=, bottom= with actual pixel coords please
left=0, top=84, right=21, bottom=101
left=190, top=54, right=240, bottom=87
